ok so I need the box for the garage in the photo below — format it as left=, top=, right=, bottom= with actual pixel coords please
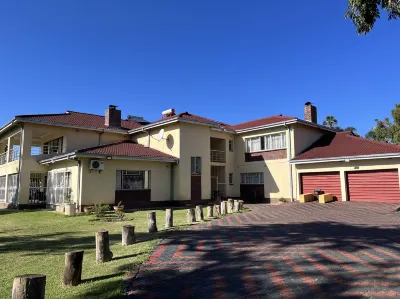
left=301, top=172, right=342, bottom=200
left=347, top=169, right=400, bottom=202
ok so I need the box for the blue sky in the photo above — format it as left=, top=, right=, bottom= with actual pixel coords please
left=0, top=1, right=399, bottom=135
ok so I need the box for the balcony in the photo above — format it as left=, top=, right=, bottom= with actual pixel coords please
left=31, top=144, right=63, bottom=156
left=0, top=148, right=20, bottom=166
left=210, top=150, right=226, bottom=163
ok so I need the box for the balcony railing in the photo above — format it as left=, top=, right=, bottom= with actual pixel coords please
left=31, top=145, right=63, bottom=156
left=0, top=149, right=20, bottom=166
left=210, top=150, right=226, bottom=163
left=0, top=152, right=6, bottom=165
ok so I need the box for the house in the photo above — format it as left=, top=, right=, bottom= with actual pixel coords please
left=1, top=103, right=399, bottom=210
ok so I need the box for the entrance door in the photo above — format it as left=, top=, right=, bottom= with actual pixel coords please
left=191, top=175, right=202, bottom=201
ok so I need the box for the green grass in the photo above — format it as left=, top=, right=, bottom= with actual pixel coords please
left=0, top=208, right=191, bottom=299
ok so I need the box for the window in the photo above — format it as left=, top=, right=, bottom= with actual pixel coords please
left=43, top=137, right=63, bottom=154
left=229, top=173, right=233, bottom=185
left=191, top=157, right=201, bottom=174
left=0, top=176, right=6, bottom=202
left=116, top=170, right=150, bottom=190
left=245, top=132, right=286, bottom=153
left=229, top=140, right=234, bottom=152
left=7, top=174, right=18, bottom=203
left=47, top=171, right=71, bottom=204
left=240, top=173, right=264, bottom=185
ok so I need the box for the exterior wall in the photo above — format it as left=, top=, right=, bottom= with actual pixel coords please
left=292, top=124, right=325, bottom=157
left=294, top=158, right=400, bottom=201
left=79, top=158, right=171, bottom=206
left=235, top=126, right=291, bottom=201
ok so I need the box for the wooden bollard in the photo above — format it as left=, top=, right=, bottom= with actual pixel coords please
left=214, top=204, right=221, bottom=217
left=227, top=199, right=234, bottom=213
left=221, top=201, right=227, bottom=215
left=63, top=251, right=84, bottom=286
left=207, top=205, right=213, bottom=218
left=96, top=229, right=113, bottom=263
left=196, top=205, right=204, bottom=221
left=165, top=209, right=173, bottom=228
left=122, top=225, right=135, bottom=245
left=187, top=208, right=196, bottom=224
left=233, top=200, right=239, bottom=213
left=239, top=200, right=244, bottom=211
left=12, top=274, right=46, bottom=299
left=148, top=212, right=158, bottom=233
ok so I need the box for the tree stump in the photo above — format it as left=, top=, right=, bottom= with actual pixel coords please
left=207, top=205, right=213, bottom=218
left=227, top=199, right=234, bottom=213
left=234, top=200, right=239, bottom=213
left=187, top=208, right=196, bottom=224
left=196, top=205, right=204, bottom=221
left=12, top=274, right=46, bottom=299
left=165, top=209, right=173, bottom=228
left=239, top=200, right=244, bottom=211
left=122, top=225, right=135, bottom=246
left=96, top=229, right=113, bottom=263
left=214, top=204, right=221, bottom=217
left=148, top=212, right=158, bottom=233
left=63, top=251, right=84, bottom=286
left=221, top=201, right=227, bottom=215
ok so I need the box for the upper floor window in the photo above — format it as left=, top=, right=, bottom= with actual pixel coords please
left=191, top=157, right=201, bottom=174
left=229, top=140, right=234, bottom=152
left=43, top=137, right=63, bottom=155
left=246, top=132, right=286, bottom=153
left=116, top=170, right=150, bottom=190
left=240, top=172, right=264, bottom=185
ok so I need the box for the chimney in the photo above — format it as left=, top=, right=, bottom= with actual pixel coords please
left=304, top=102, right=317, bottom=123
left=105, top=105, right=121, bottom=127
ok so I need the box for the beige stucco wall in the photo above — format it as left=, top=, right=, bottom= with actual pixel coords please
left=79, top=158, right=171, bottom=206
left=292, top=124, right=325, bottom=157
left=294, top=158, right=400, bottom=201
left=235, top=126, right=291, bottom=200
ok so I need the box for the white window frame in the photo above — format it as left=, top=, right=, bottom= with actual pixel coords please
left=228, top=173, right=233, bottom=185
left=46, top=171, right=71, bottom=205
left=240, top=173, right=264, bottom=185
left=116, top=170, right=150, bottom=190
left=191, top=157, right=201, bottom=174
left=229, top=140, right=234, bottom=152
left=0, top=176, right=6, bottom=202
left=245, top=132, right=286, bottom=153
left=7, top=173, right=18, bottom=203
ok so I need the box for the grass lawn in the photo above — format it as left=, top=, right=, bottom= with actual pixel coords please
left=0, top=208, right=192, bottom=299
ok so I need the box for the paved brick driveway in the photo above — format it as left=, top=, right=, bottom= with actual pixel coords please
left=127, top=202, right=400, bottom=298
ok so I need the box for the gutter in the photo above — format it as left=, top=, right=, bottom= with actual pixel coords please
left=290, top=153, right=400, bottom=164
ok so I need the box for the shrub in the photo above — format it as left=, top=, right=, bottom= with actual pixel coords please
left=93, top=202, right=109, bottom=219
left=278, top=197, right=288, bottom=203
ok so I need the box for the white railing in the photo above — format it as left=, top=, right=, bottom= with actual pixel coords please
left=210, top=150, right=226, bottom=163
left=0, top=152, right=6, bottom=165
left=31, top=145, right=63, bottom=156
left=9, top=148, right=20, bottom=162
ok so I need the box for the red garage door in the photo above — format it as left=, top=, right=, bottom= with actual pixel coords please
left=347, top=169, right=400, bottom=202
left=301, top=172, right=342, bottom=201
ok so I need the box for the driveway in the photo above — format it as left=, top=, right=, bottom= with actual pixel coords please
left=126, top=202, right=400, bottom=298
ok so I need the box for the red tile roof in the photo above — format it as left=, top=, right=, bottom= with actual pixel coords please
left=147, top=112, right=235, bottom=131
left=293, top=131, right=400, bottom=161
left=76, top=141, right=178, bottom=161
left=232, top=115, right=297, bottom=131
left=15, top=111, right=143, bottom=133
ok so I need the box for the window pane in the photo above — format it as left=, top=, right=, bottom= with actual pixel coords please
left=191, top=157, right=196, bottom=173
left=196, top=157, right=201, bottom=173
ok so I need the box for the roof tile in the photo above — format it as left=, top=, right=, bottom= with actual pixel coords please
left=232, top=115, right=296, bottom=130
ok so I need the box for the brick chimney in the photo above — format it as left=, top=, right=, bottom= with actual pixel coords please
left=105, top=105, right=121, bottom=127
left=304, top=102, right=317, bottom=123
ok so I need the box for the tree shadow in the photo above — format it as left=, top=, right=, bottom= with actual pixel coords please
left=125, top=219, right=400, bottom=298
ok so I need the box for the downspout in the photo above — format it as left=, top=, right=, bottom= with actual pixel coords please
left=284, top=122, right=294, bottom=202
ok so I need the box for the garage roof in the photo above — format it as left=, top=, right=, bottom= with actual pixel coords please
left=292, top=131, right=400, bottom=162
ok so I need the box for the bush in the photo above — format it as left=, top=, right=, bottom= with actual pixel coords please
left=93, top=202, right=109, bottom=219
left=279, top=197, right=288, bottom=203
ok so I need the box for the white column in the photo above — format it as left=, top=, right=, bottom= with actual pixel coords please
left=340, top=170, right=348, bottom=201
left=6, top=137, right=11, bottom=163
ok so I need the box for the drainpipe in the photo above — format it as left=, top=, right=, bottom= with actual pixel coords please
left=284, top=122, right=294, bottom=202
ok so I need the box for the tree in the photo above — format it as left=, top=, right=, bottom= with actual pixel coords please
left=345, top=0, right=400, bottom=34
left=342, top=126, right=358, bottom=134
left=365, top=104, right=400, bottom=143
left=323, top=116, right=339, bottom=129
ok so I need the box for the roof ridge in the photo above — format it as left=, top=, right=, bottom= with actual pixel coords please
left=67, top=111, right=139, bottom=123
left=233, top=115, right=297, bottom=126
left=16, top=112, right=68, bottom=118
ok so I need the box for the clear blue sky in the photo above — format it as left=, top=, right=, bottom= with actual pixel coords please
left=1, top=1, right=399, bottom=136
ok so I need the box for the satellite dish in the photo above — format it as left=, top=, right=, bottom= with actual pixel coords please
left=157, top=129, right=165, bottom=142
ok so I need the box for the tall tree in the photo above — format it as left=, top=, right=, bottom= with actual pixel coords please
left=345, top=0, right=400, bottom=34
left=365, top=104, right=400, bottom=143
left=323, top=116, right=339, bottom=129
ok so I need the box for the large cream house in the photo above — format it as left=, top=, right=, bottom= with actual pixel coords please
left=1, top=103, right=400, bottom=210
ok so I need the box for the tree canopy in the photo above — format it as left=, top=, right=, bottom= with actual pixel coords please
left=365, top=104, right=400, bottom=143
left=322, top=116, right=358, bottom=134
left=345, top=0, right=400, bottom=34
